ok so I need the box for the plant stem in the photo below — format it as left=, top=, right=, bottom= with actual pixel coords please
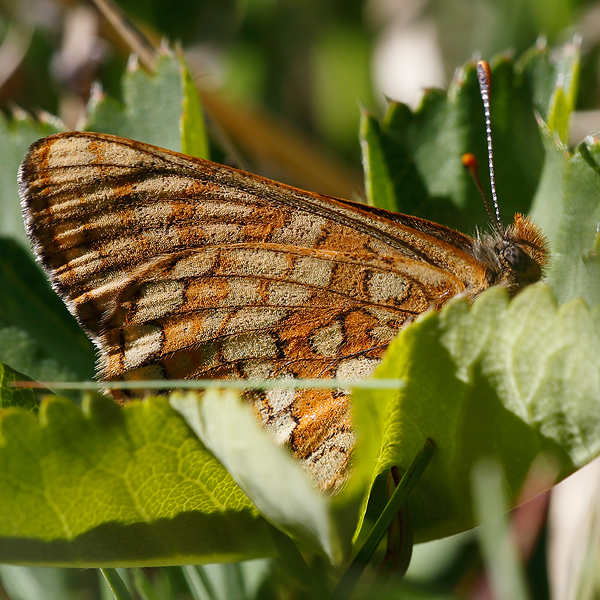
left=269, top=523, right=327, bottom=600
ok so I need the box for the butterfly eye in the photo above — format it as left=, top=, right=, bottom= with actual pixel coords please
left=502, top=243, right=529, bottom=272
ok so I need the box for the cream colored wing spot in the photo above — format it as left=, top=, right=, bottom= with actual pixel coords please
left=369, top=325, right=397, bottom=344
left=170, top=253, right=216, bottom=278
left=242, top=359, right=274, bottom=379
left=309, top=322, right=344, bottom=357
left=123, top=324, right=163, bottom=369
left=270, top=212, right=328, bottom=246
left=200, top=222, right=246, bottom=245
left=301, top=428, right=355, bottom=489
left=47, top=135, right=98, bottom=167
left=197, top=201, right=257, bottom=220
left=221, top=331, right=280, bottom=362
left=265, top=383, right=296, bottom=413
left=228, top=247, right=290, bottom=277
left=267, top=281, right=313, bottom=306
left=363, top=305, right=404, bottom=322
left=133, top=280, right=186, bottom=322
left=264, top=412, right=298, bottom=446
left=289, top=256, right=333, bottom=287
left=335, top=357, right=380, bottom=379
left=224, top=307, right=287, bottom=335
left=368, top=270, right=410, bottom=303
left=220, top=278, right=262, bottom=306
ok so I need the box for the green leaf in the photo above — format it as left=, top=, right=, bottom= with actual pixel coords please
left=100, top=569, right=135, bottom=600
left=472, top=461, right=530, bottom=600
left=0, top=111, right=63, bottom=250
left=360, top=110, right=397, bottom=212
left=86, top=48, right=208, bottom=156
left=0, top=362, right=44, bottom=411
left=180, top=55, right=209, bottom=159
left=530, top=127, right=600, bottom=307
left=353, top=284, right=599, bottom=542
left=0, top=239, right=95, bottom=383
left=545, top=40, right=580, bottom=144
left=0, top=395, right=272, bottom=566
left=171, top=390, right=348, bottom=564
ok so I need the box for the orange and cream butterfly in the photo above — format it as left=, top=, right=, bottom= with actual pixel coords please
left=18, top=61, right=548, bottom=491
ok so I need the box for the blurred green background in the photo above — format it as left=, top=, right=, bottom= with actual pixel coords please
left=1, top=1, right=600, bottom=599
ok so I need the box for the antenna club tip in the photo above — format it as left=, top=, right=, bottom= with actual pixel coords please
left=461, top=152, right=478, bottom=170
left=476, top=60, right=491, bottom=86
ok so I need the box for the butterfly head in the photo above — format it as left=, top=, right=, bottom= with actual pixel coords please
left=475, top=213, right=549, bottom=294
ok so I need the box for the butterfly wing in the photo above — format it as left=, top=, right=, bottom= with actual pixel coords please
left=19, top=131, right=489, bottom=489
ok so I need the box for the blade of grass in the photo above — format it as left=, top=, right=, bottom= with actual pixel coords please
left=131, top=569, right=162, bottom=600
left=100, top=569, right=135, bottom=600
left=472, top=459, right=531, bottom=600
left=181, top=565, right=218, bottom=600
left=11, top=378, right=405, bottom=391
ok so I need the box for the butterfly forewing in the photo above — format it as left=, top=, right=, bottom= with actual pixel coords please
left=20, top=132, right=485, bottom=376
left=19, top=131, right=545, bottom=491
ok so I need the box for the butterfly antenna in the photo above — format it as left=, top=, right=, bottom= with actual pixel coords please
left=462, top=153, right=496, bottom=227
left=476, top=60, right=503, bottom=232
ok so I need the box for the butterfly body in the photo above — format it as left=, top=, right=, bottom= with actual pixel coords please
left=19, top=131, right=548, bottom=491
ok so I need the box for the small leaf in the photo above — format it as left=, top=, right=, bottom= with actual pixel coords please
left=0, top=362, right=42, bottom=411
left=545, top=39, right=580, bottom=143
left=530, top=124, right=600, bottom=306
left=180, top=54, right=209, bottom=160
left=86, top=49, right=206, bottom=155
left=360, top=110, right=397, bottom=212
left=171, top=390, right=347, bottom=564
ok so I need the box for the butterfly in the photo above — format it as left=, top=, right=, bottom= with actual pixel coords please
left=18, top=61, right=548, bottom=492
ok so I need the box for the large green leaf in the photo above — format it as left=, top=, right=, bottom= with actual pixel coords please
left=352, top=285, right=598, bottom=542
left=0, top=394, right=272, bottom=566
